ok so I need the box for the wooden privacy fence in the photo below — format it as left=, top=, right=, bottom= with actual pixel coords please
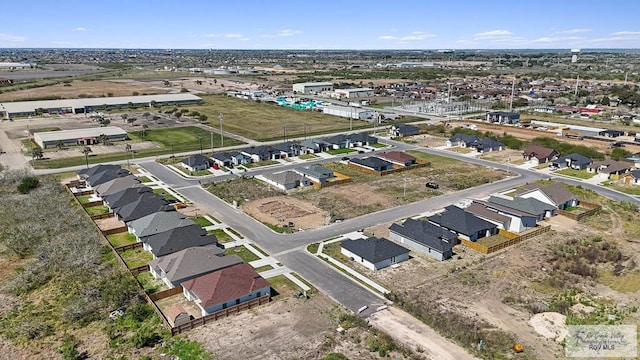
left=315, top=171, right=352, bottom=188
left=129, top=264, right=150, bottom=274
left=557, top=201, right=601, bottom=221
left=150, top=286, right=183, bottom=301
left=462, top=226, right=551, bottom=254
left=83, top=200, right=104, bottom=208
left=114, top=242, right=143, bottom=253
left=101, top=226, right=129, bottom=236
left=90, top=212, right=114, bottom=220
left=170, top=295, right=270, bottom=335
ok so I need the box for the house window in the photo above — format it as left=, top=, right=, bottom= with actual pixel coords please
left=236, top=299, right=240, bottom=305
left=222, top=303, right=227, bottom=309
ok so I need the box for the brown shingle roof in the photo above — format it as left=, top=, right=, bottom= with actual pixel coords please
left=182, top=263, right=270, bottom=308
left=516, top=183, right=576, bottom=206
left=522, top=145, right=556, bottom=160
left=377, top=151, right=416, bottom=164
left=464, top=203, right=511, bottom=225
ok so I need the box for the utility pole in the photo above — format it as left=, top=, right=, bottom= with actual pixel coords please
left=210, top=130, right=214, bottom=155
left=350, top=107, right=353, bottom=131
left=198, top=135, right=203, bottom=155
left=283, top=124, right=287, bottom=142
left=218, top=112, right=224, bottom=148
left=403, top=177, right=407, bottom=199
left=574, top=75, right=580, bottom=98
left=509, top=77, right=515, bottom=111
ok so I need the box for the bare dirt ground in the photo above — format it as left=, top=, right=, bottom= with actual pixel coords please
left=408, top=134, right=450, bottom=148
left=242, top=195, right=328, bottom=230
left=0, top=80, right=165, bottom=102
left=93, top=216, right=126, bottom=232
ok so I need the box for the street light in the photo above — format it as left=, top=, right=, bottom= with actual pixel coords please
left=219, top=112, right=224, bottom=148
left=198, top=135, right=203, bottom=155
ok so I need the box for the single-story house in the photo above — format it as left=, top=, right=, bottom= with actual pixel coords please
left=389, top=218, right=458, bottom=261
left=270, top=141, right=302, bottom=158
left=486, top=111, right=520, bottom=124
left=181, top=154, right=213, bottom=172
left=340, top=237, right=410, bottom=270
left=77, top=164, right=122, bottom=180
left=471, top=199, right=538, bottom=233
left=623, top=170, right=640, bottom=185
left=587, top=159, right=632, bottom=178
left=599, top=129, right=624, bottom=138
left=515, top=183, right=579, bottom=210
left=241, top=146, right=275, bottom=162
left=94, top=175, right=141, bottom=197
left=522, top=145, right=559, bottom=164
left=300, top=138, right=331, bottom=154
left=446, top=133, right=479, bottom=148
left=260, top=170, right=310, bottom=190
left=376, top=151, right=417, bottom=167
left=294, top=166, right=334, bottom=184
left=323, top=133, right=378, bottom=149
left=211, top=151, right=251, bottom=167
left=115, top=193, right=172, bottom=222
left=148, top=246, right=242, bottom=288
left=127, top=210, right=195, bottom=239
left=142, top=224, right=218, bottom=258
left=86, top=168, right=132, bottom=187
left=349, top=157, right=394, bottom=172
left=463, top=202, right=512, bottom=230
left=474, top=138, right=504, bottom=153
left=390, top=124, right=420, bottom=137
left=427, top=205, right=498, bottom=241
left=102, top=186, right=152, bottom=210
left=550, top=153, right=592, bottom=170
left=488, top=195, right=556, bottom=220
left=348, top=133, right=378, bottom=147
left=182, top=263, right=271, bottom=316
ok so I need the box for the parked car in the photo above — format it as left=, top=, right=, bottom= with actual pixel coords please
left=342, top=157, right=350, bottom=161
left=425, top=182, right=439, bottom=189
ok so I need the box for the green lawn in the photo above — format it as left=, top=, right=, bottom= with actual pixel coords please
left=120, top=248, right=153, bottom=268
left=263, top=221, right=295, bottom=234
left=137, top=176, right=152, bottom=183
left=254, top=265, right=274, bottom=273
left=136, top=271, right=165, bottom=294
left=603, top=183, right=640, bottom=195
left=223, top=245, right=260, bottom=262
left=326, top=148, right=355, bottom=155
left=76, top=194, right=92, bottom=204
left=85, top=205, right=110, bottom=216
left=307, top=243, right=320, bottom=254
left=207, top=228, right=233, bottom=243
left=555, top=168, right=596, bottom=179
left=267, top=274, right=301, bottom=298
left=153, top=188, right=177, bottom=201
left=322, top=241, right=351, bottom=264
left=107, top=232, right=138, bottom=247
left=33, top=126, right=243, bottom=169
left=226, top=227, right=243, bottom=239
left=188, top=94, right=375, bottom=141
left=244, top=160, right=279, bottom=168
left=370, top=142, right=387, bottom=148
left=298, top=153, right=318, bottom=160
left=192, top=216, right=213, bottom=227
left=250, top=244, right=269, bottom=257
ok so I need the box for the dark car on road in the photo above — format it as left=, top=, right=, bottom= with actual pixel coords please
left=425, top=182, right=439, bottom=189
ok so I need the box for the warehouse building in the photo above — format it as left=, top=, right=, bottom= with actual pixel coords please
left=323, top=105, right=376, bottom=120
left=33, top=126, right=128, bottom=148
left=334, top=88, right=374, bottom=99
left=0, top=93, right=202, bottom=120
left=292, top=82, right=334, bottom=94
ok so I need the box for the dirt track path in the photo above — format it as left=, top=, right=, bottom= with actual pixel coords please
left=368, top=306, right=479, bottom=360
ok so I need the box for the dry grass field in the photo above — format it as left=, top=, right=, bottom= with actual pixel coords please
left=0, top=80, right=165, bottom=102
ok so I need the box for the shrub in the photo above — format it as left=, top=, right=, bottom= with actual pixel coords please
left=58, top=333, right=80, bottom=360
left=17, top=176, right=40, bottom=194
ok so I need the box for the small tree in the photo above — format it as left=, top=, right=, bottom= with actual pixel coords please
left=58, top=333, right=80, bottom=360
left=174, top=112, right=182, bottom=120
left=32, top=147, right=43, bottom=160
left=121, top=113, right=128, bottom=123
left=55, top=140, right=65, bottom=150
left=81, top=147, right=92, bottom=168
left=99, top=133, right=108, bottom=145
left=17, top=176, right=40, bottom=194
left=198, top=114, right=208, bottom=122
left=140, top=124, right=148, bottom=140
left=127, top=117, right=137, bottom=125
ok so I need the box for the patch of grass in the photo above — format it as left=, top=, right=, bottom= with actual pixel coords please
left=447, top=146, right=473, bottom=154
left=85, top=205, right=110, bottom=216
left=206, top=177, right=284, bottom=206
left=326, top=148, right=355, bottom=155
left=555, top=168, right=596, bottom=179
left=254, top=265, right=274, bottom=273
left=192, top=216, right=213, bottom=227
left=603, top=182, right=640, bottom=196
left=137, top=176, right=152, bottom=183
left=244, top=160, right=279, bottom=168
left=120, top=248, right=153, bottom=268
left=136, top=272, right=163, bottom=294
left=290, top=273, right=314, bottom=291
left=598, top=270, right=640, bottom=293
left=165, top=337, right=213, bottom=360
left=369, top=142, right=387, bottom=148
left=307, top=242, right=320, bottom=254
left=267, top=274, right=300, bottom=298
left=207, top=229, right=232, bottom=243
left=298, top=153, right=318, bottom=160
left=322, top=241, right=352, bottom=264
left=405, top=150, right=459, bottom=165
left=263, top=221, right=296, bottom=234
left=107, top=232, right=138, bottom=248
left=152, top=188, right=177, bottom=201
left=226, top=227, right=243, bottom=238
left=30, top=127, right=61, bottom=133
left=223, top=245, right=260, bottom=262
left=76, top=194, right=92, bottom=204
left=250, top=244, right=269, bottom=257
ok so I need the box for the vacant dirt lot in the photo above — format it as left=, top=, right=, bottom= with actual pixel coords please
left=0, top=80, right=165, bottom=102
left=243, top=196, right=329, bottom=230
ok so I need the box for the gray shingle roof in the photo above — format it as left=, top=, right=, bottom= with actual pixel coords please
left=77, top=164, right=121, bottom=178
left=129, top=210, right=195, bottom=238
left=86, top=168, right=131, bottom=187
left=94, top=175, right=141, bottom=197
left=149, top=246, right=241, bottom=284
left=116, top=192, right=171, bottom=222
left=341, top=237, right=409, bottom=263
left=264, top=170, right=306, bottom=186
left=389, top=218, right=457, bottom=253
left=350, top=156, right=393, bottom=169
left=143, top=224, right=217, bottom=258
left=488, top=196, right=556, bottom=216
left=427, top=205, right=497, bottom=236
left=181, top=154, right=212, bottom=167
left=103, top=186, right=152, bottom=209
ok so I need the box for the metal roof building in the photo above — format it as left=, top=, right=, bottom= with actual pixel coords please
left=292, top=82, right=334, bottom=93
left=33, top=126, right=128, bottom=148
left=0, top=93, right=202, bottom=119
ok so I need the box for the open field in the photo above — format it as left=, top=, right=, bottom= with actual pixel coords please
left=187, top=94, right=379, bottom=141
left=0, top=79, right=165, bottom=102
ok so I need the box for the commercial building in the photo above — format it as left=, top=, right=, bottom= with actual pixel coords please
left=33, top=126, right=128, bottom=148
left=0, top=93, right=202, bottom=119
left=323, top=105, right=375, bottom=120
left=333, top=88, right=374, bottom=99
left=292, top=82, right=334, bottom=94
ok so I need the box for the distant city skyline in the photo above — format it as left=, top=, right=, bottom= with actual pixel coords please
left=2, top=0, right=640, bottom=50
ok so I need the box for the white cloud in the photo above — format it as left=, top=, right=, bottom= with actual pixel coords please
left=556, top=28, right=591, bottom=35
left=0, top=33, right=26, bottom=43
left=473, top=30, right=512, bottom=39
left=378, top=31, right=435, bottom=42
left=75, top=27, right=87, bottom=31
left=378, top=35, right=397, bottom=40
left=611, top=31, right=640, bottom=36
left=261, top=29, right=303, bottom=38
left=224, top=33, right=244, bottom=38
left=206, top=33, right=250, bottom=41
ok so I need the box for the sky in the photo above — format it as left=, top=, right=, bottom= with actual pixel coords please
left=1, top=0, right=640, bottom=50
